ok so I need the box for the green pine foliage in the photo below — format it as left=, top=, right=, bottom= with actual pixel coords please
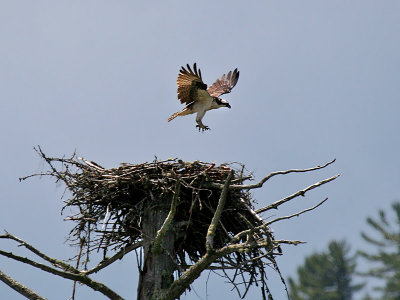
left=359, top=202, right=400, bottom=300
left=288, top=240, right=363, bottom=300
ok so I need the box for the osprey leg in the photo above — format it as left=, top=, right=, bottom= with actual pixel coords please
left=195, top=120, right=209, bottom=131
left=195, top=110, right=209, bottom=131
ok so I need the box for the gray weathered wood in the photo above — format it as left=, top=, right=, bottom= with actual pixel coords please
left=137, top=201, right=176, bottom=300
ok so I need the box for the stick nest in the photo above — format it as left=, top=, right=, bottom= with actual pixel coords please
left=40, top=157, right=264, bottom=250
left=19, top=148, right=338, bottom=299
left=22, top=148, right=282, bottom=297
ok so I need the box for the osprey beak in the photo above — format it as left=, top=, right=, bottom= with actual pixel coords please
left=226, top=103, right=231, bottom=109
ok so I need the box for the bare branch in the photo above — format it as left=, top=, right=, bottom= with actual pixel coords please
left=218, top=251, right=272, bottom=270
left=0, top=269, right=46, bottom=300
left=274, top=240, right=306, bottom=246
left=229, top=223, right=269, bottom=245
left=266, top=198, right=329, bottom=225
left=164, top=252, right=218, bottom=300
left=206, top=170, right=234, bottom=251
left=209, top=159, right=336, bottom=190
left=72, top=238, right=85, bottom=300
left=0, top=232, right=77, bottom=274
left=216, top=240, right=272, bottom=257
left=153, top=180, right=180, bottom=253
left=83, top=241, right=142, bottom=275
left=163, top=171, right=235, bottom=299
left=0, top=248, right=123, bottom=299
left=256, top=175, right=339, bottom=213
left=79, top=157, right=105, bottom=171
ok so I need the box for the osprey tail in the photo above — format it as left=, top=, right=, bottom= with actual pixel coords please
left=168, top=107, right=191, bottom=122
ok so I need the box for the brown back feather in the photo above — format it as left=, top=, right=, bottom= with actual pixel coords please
left=177, top=63, right=207, bottom=104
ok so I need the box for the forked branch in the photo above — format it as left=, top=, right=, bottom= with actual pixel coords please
left=256, top=175, right=339, bottom=213
left=83, top=241, right=142, bottom=275
left=0, top=231, right=77, bottom=274
left=209, top=159, right=336, bottom=190
left=266, top=198, right=329, bottom=225
left=0, top=233, right=123, bottom=300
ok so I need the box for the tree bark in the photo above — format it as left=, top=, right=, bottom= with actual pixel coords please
left=137, top=200, right=176, bottom=300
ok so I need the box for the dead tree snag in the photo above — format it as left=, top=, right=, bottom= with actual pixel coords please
left=0, top=147, right=339, bottom=299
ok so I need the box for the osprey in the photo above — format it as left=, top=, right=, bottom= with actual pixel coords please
left=168, top=63, right=239, bottom=131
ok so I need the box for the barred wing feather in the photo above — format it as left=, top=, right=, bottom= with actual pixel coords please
left=207, top=68, right=239, bottom=97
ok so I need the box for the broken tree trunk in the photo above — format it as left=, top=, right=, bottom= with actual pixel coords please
left=137, top=200, right=176, bottom=300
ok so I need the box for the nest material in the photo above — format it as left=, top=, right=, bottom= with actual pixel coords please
left=19, top=148, right=338, bottom=298
left=26, top=150, right=281, bottom=296
left=55, top=156, right=269, bottom=255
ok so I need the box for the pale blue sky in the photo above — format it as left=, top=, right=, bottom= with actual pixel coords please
left=1, top=1, right=399, bottom=299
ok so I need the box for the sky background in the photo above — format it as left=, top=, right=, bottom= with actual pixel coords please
left=1, top=1, right=399, bottom=299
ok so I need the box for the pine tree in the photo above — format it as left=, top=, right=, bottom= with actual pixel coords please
left=288, top=240, right=363, bottom=300
left=359, top=202, right=400, bottom=300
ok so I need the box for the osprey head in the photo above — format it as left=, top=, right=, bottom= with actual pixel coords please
left=213, top=97, right=231, bottom=109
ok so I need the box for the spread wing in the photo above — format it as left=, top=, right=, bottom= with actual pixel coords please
left=177, top=63, right=207, bottom=104
left=207, top=68, right=239, bottom=97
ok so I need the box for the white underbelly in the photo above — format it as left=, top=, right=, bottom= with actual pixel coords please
left=191, top=101, right=211, bottom=113
left=194, top=90, right=213, bottom=111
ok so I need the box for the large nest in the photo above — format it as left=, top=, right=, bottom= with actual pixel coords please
left=18, top=148, right=338, bottom=299
left=24, top=148, right=283, bottom=297
left=38, top=156, right=268, bottom=252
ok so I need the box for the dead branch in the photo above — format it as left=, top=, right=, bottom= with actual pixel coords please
left=0, top=269, right=46, bottom=300
left=266, top=198, right=328, bottom=225
left=153, top=180, right=180, bottom=253
left=83, top=241, right=142, bottom=275
left=0, top=231, right=78, bottom=274
left=256, top=175, right=339, bottom=213
left=206, top=170, right=234, bottom=251
left=209, top=159, right=336, bottom=190
left=274, top=240, right=306, bottom=246
left=72, top=238, right=85, bottom=300
left=0, top=235, right=123, bottom=299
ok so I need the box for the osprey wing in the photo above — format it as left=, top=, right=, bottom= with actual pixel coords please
left=177, top=63, right=207, bottom=104
left=207, top=68, right=239, bottom=97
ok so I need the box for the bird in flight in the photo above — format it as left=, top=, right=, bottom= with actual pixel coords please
left=168, top=63, right=239, bottom=131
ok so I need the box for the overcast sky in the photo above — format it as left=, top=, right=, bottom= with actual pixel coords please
left=1, top=1, right=399, bottom=299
